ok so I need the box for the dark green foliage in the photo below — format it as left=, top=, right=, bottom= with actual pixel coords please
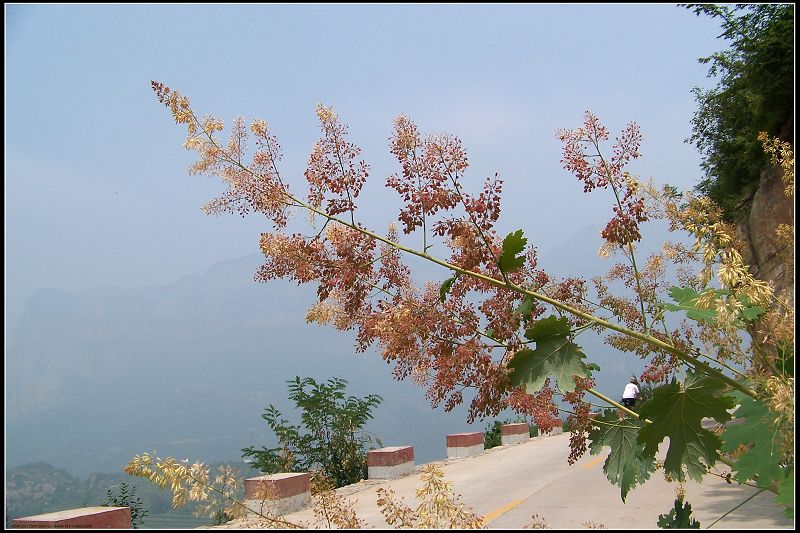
left=663, top=287, right=723, bottom=323
left=721, top=391, right=784, bottom=488
left=499, top=230, right=527, bottom=273
left=439, top=274, right=457, bottom=302
left=483, top=419, right=537, bottom=449
left=587, top=410, right=655, bottom=502
left=484, top=420, right=504, bottom=449
left=241, top=376, right=383, bottom=488
left=508, top=316, right=590, bottom=393
left=776, top=476, right=794, bottom=518
left=686, top=4, right=794, bottom=220
left=637, top=371, right=735, bottom=482
left=102, top=482, right=147, bottom=528
left=663, top=286, right=765, bottom=326
left=657, top=498, right=701, bottom=528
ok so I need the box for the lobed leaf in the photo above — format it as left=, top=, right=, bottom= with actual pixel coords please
left=662, top=286, right=721, bottom=322
left=663, top=286, right=766, bottom=325
left=657, top=498, right=701, bottom=529
left=498, top=230, right=527, bottom=273
left=720, top=391, right=784, bottom=487
left=637, top=371, right=735, bottom=482
left=587, top=409, right=655, bottom=501
left=508, top=316, right=589, bottom=393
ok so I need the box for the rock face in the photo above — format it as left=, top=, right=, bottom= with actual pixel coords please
left=736, top=161, right=794, bottom=360
left=736, top=163, right=794, bottom=299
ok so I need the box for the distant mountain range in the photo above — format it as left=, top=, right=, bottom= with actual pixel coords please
left=4, top=460, right=251, bottom=528
left=6, top=221, right=678, bottom=477
left=6, top=254, right=481, bottom=476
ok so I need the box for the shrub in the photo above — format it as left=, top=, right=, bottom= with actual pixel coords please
left=241, top=376, right=382, bottom=488
left=102, top=482, right=147, bottom=529
left=483, top=420, right=505, bottom=450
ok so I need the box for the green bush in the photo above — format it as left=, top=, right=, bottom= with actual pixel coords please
left=483, top=420, right=504, bottom=449
left=484, top=418, right=537, bottom=449
left=241, top=376, right=382, bottom=488
left=102, top=482, right=147, bottom=529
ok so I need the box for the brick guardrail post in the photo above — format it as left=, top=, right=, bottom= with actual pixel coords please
left=367, top=446, right=415, bottom=479
left=244, top=472, right=311, bottom=516
left=501, top=423, right=530, bottom=446
left=446, top=432, right=484, bottom=459
left=11, top=507, right=131, bottom=528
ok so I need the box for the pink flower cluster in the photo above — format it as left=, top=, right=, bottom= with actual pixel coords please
left=558, top=112, right=647, bottom=246
left=305, top=108, right=370, bottom=217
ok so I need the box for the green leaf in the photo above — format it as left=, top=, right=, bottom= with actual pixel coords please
left=508, top=315, right=589, bottom=393
left=498, top=230, right=527, bottom=273
left=637, top=371, right=735, bottom=482
left=663, top=286, right=765, bottom=326
left=515, top=295, right=536, bottom=321
left=484, top=328, right=495, bottom=338
left=739, top=304, right=766, bottom=321
left=522, top=314, right=569, bottom=342
left=662, top=286, right=721, bottom=322
left=720, top=391, right=784, bottom=487
left=657, top=499, right=701, bottom=528
left=736, top=294, right=766, bottom=322
left=586, top=362, right=601, bottom=372
left=776, top=474, right=793, bottom=518
left=439, top=275, right=457, bottom=303
left=588, top=409, right=655, bottom=501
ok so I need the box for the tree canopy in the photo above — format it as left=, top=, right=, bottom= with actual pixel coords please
left=687, top=4, right=794, bottom=220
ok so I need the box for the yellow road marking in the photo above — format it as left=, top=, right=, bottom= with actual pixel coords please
left=482, top=497, right=526, bottom=524
left=582, top=454, right=607, bottom=469
left=482, top=454, right=609, bottom=525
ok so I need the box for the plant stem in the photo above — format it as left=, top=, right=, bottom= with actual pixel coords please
left=593, top=142, right=649, bottom=332
left=714, top=455, right=782, bottom=495
left=585, top=388, right=648, bottom=421
left=193, top=110, right=759, bottom=400
left=705, top=487, right=767, bottom=528
left=284, top=188, right=755, bottom=398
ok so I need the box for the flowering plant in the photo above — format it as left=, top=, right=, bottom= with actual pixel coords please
left=144, top=81, right=794, bottom=522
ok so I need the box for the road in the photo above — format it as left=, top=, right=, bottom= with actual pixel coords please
left=230, top=433, right=793, bottom=529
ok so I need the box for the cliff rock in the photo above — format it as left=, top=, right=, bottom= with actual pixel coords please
left=736, top=163, right=794, bottom=299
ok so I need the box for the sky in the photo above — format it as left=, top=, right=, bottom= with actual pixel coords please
left=5, top=3, right=725, bottom=329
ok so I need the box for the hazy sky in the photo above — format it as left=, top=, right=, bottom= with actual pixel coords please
left=6, top=4, right=725, bottom=328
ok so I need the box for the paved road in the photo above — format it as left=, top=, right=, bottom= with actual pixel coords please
left=278, top=433, right=792, bottom=529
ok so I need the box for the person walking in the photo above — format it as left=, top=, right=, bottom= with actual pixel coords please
left=621, top=378, right=640, bottom=409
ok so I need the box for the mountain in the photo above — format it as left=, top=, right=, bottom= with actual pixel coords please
left=4, top=461, right=252, bottom=528
left=5, top=462, right=85, bottom=524
left=6, top=221, right=687, bottom=477
left=6, top=255, right=479, bottom=476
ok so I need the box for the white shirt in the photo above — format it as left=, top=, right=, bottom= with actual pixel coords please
left=623, top=383, right=640, bottom=399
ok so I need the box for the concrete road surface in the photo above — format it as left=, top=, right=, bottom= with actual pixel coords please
left=234, top=433, right=793, bottom=529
